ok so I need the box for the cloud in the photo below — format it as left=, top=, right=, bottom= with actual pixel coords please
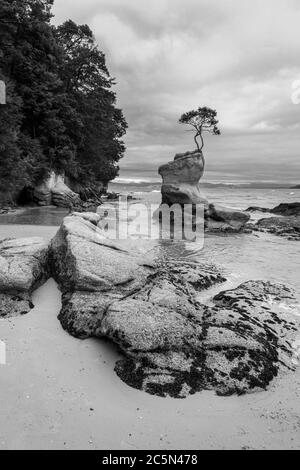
left=53, top=0, right=300, bottom=183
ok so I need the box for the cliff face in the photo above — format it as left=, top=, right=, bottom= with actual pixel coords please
left=33, top=172, right=80, bottom=208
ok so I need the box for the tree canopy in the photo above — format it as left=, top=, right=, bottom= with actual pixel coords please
left=179, top=106, right=220, bottom=152
left=0, top=0, right=127, bottom=203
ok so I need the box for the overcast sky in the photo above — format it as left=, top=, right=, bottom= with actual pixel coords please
left=53, top=0, right=300, bottom=183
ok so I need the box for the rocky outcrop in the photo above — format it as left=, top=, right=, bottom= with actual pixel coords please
left=49, top=212, right=299, bottom=397
left=158, top=151, right=250, bottom=233
left=159, top=150, right=208, bottom=206
left=206, top=204, right=250, bottom=233
left=246, top=202, right=300, bottom=217
left=49, top=213, right=225, bottom=337
left=51, top=180, right=81, bottom=208
left=111, top=280, right=299, bottom=397
left=271, top=202, right=300, bottom=217
left=205, top=281, right=299, bottom=394
left=50, top=213, right=156, bottom=293
left=246, top=202, right=300, bottom=240
left=0, top=237, right=49, bottom=317
left=253, top=217, right=300, bottom=241
left=33, top=181, right=52, bottom=206
left=34, top=171, right=80, bottom=208
left=0, top=206, right=17, bottom=215
left=246, top=206, right=270, bottom=213
left=65, top=177, right=108, bottom=200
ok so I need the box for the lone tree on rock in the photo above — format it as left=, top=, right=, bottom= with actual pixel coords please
left=179, top=106, right=221, bottom=152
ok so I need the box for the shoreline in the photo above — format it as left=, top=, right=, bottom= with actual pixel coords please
left=0, top=206, right=27, bottom=217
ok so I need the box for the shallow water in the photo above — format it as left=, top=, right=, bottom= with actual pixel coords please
left=0, top=206, right=69, bottom=226
left=113, top=186, right=300, bottom=300
left=1, top=187, right=300, bottom=300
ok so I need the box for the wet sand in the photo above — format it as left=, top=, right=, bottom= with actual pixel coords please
left=0, top=224, right=300, bottom=450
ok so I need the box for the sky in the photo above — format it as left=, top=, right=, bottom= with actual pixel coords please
left=53, top=0, right=300, bottom=184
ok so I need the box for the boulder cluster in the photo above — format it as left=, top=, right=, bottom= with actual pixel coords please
left=0, top=212, right=299, bottom=398
left=247, top=203, right=300, bottom=240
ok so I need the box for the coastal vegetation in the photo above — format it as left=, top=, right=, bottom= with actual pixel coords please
left=0, top=0, right=127, bottom=204
left=179, top=106, right=221, bottom=152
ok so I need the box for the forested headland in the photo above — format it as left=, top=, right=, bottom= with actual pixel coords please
left=0, top=0, right=127, bottom=205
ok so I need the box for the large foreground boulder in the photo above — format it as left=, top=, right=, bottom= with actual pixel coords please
left=50, top=213, right=224, bottom=337
left=50, top=212, right=300, bottom=398
left=111, top=280, right=299, bottom=397
left=159, top=150, right=208, bottom=206
left=50, top=213, right=156, bottom=294
left=0, top=237, right=49, bottom=317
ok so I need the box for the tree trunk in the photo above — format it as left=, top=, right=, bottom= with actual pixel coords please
left=194, top=132, right=204, bottom=152
left=194, top=133, right=200, bottom=152
left=199, top=133, right=204, bottom=151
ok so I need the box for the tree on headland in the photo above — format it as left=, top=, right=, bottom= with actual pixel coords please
left=0, top=0, right=127, bottom=203
left=55, top=20, right=127, bottom=186
left=0, top=0, right=64, bottom=199
left=179, top=106, right=221, bottom=153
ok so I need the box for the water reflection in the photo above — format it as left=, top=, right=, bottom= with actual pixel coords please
left=0, top=206, right=69, bottom=226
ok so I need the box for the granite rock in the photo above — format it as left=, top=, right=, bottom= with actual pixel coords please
left=50, top=213, right=299, bottom=398
left=158, top=150, right=208, bottom=206
left=0, top=237, right=49, bottom=317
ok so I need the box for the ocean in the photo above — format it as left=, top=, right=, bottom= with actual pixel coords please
left=109, top=179, right=300, bottom=211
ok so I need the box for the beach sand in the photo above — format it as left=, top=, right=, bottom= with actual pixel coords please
left=0, top=225, right=300, bottom=450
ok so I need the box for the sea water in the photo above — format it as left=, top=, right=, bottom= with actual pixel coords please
left=1, top=185, right=300, bottom=301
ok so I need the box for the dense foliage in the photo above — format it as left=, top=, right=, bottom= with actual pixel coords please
left=0, top=0, right=127, bottom=203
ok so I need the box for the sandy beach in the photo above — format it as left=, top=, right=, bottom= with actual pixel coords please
left=0, top=224, right=300, bottom=450
left=1, top=0, right=300, bottom=454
